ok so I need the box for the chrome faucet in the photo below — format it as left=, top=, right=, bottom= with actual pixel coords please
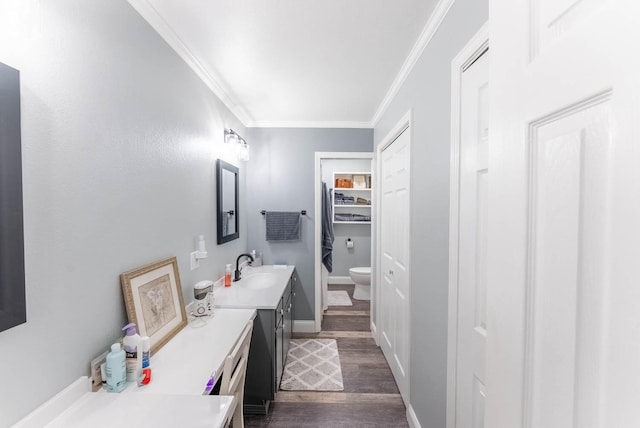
left=234, top=253, right=254, bottom=281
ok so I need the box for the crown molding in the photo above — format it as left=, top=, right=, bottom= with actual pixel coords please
left=129, top=0, right=454, bottom=130
left=127, top=0, right=253, bottom=125
left=370, top=0, right=455, bottom=127
left=246, top=120, right=373, bottom=129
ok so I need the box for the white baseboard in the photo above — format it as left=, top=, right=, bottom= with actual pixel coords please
left=292, top=320, right=318, bottom=333
left=370, top=321, right=379, bottom=346
left=407, top=405, right=421, bottom=428
left=13, top=377, right=90, bottom=427
left=329, top=276, right=353, bottom=285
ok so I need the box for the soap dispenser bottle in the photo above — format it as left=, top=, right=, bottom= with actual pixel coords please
left=105, top=343, right=126, bottom=392
left=224, top=264, right=232, bottom=287
left=121, top=323, right=141, bottom=382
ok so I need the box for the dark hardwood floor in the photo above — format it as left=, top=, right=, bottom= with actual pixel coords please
left=245, top=284, right=408, bottom=427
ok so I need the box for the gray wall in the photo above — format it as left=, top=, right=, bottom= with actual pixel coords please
left=372, top=0, right=488, bottom=427
left=0, top=1, right=248, bottom=426
left=245, top=128, right=373, bottom=320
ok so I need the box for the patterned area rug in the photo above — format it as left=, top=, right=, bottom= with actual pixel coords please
left=280, top=339, right=344, bottom=391
left=328, top=290, right=352, bottom=306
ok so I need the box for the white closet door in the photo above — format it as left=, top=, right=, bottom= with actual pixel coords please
left=455, top=49, right=489, bottom=428
left=380, top=127, right=411, bottom=403
left=488, top=1, right=640, bottom=427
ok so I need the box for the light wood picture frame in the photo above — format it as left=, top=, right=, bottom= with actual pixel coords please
left=120, top=257, right=187, bottom=354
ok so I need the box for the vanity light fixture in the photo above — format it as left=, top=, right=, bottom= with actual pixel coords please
left=224, top=128, right=250, bottom=161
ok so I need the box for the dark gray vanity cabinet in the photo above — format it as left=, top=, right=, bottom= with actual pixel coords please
left=244, top=271, right=296, bottom=415
left=275, top=274, right=295, bottom=391
left=282, top=277, right=294, bottom=364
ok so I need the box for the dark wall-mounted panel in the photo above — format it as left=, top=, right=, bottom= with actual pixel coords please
left=216, top=159, right=240, bottom=244
left=0, top=61, right=26, bottom=333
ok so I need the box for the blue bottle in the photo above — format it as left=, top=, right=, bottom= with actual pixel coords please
left=105, top=343, right=126, bottom=392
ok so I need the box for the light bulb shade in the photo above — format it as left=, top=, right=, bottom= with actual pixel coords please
left=224, top=128, right=237, bottom=144
left=238, top=141, right=250, bottom=161
left=224, top=128, right=249, bottom=161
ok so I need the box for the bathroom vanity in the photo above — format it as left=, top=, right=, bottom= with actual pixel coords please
left=214, top=265, right=296, bottom=414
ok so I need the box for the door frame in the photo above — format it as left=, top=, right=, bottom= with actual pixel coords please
left=313, top=152, right=375, bottom=333
left=446, top=22, right=489, bottom=428
left=375, top=109, right=412, bottom=401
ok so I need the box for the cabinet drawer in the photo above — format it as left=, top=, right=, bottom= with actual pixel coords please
left=283, top=277, right=292, bottom=300
left=276, top=298, right=284, bottom=328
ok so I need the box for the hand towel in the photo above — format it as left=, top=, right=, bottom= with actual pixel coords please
left=321, top=182, right=334, bottom=272
left=266, top=211, right=301, bottom=241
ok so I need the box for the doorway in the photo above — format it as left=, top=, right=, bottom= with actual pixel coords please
left=313, top=152, right=374, bottom=332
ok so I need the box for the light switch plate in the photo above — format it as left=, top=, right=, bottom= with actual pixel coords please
left=190, top=251, right=199, bottom=270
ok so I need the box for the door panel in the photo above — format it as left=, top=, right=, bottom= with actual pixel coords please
left=456, top=49, right=489, bottom=428
left=474, top=170, right=488, bottom=335
left=527, top=98, right=610, bottom=428
left=532, top=0, right=605, bottom=58
left=381, top=147, right=395, bottom=351
left=379, top=126, right=411, bottom=402
left=488, top=1, right=640, bottom=427
left=472, top=376, right=486, bottom=428
left=275, top=317, right=284, bottom=391
left=393, top=136, right=410, bottom=386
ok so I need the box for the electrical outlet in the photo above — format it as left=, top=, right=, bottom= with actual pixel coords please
left=90, top=350, right=108, bottom=392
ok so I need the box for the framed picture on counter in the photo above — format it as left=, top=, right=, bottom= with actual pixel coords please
left=120, top=256, right=187, bottom=354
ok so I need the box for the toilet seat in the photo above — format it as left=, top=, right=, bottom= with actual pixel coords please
left=349, top=267, right=371, bottom=301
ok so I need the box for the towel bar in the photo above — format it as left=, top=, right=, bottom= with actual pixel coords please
left=261, top=210, right=306, bottom=216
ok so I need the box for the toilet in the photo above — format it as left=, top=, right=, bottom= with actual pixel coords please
left=349, top=267, right=371, bottom=300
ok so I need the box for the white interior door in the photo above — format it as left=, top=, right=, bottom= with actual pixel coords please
left=488, top=1, right=640, bottom=427
left=380, top=127, right=411, bottom=403
left=455, top=49, right=489, bottom=428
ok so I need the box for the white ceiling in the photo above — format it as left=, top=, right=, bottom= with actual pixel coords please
left=128, top=0, right=440, bottom=127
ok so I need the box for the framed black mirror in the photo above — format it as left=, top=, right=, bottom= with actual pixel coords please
left=0, top=61, right=26, bottom=333
left=216, top=159, right=239, bottom=244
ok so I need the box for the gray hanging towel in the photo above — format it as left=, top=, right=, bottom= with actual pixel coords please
left=321, top=182, right=334, bottom=272
left=265, top=211, right=301, bottom=241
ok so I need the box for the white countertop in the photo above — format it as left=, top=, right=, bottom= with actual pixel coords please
left=15, top=308, right=256, bottom=428
left=121, top=307, right=256, bottom=395
left=213, top=265, right=295, bottom=310
left=45, top=392, right=234, bottom=428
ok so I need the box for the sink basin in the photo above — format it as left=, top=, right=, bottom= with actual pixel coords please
left=240, top=273, right=278, bottom=290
